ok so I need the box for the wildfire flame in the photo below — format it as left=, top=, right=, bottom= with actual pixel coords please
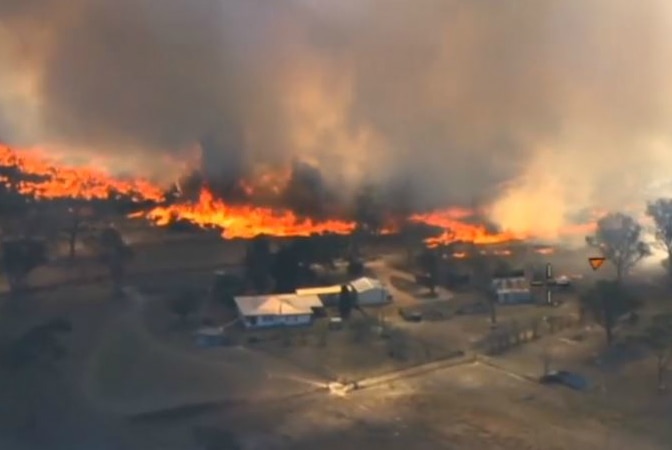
left=0, top=145, right=164, bottom=202
left=140, top=187, right=356, bottom=239
left=409, top=209, right=524, bottom=247
left=0, top=145, right=599, bottom=245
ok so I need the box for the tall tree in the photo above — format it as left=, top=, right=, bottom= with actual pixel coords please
left=579, top=280, right=639, bottom=346
left=169, top=289, right=201, bottom=325
left=338, top=285, right=354, bottom=319
left=244, top=235, right=272, bottom=293
left=211, top=271, right=243, bottom=309
left=350, top=184, right=384, bottom=257
left=271, top=243, right=301, bottom=293
left=353, top=184, right=384, bottom=234
left=646, top=199, right=672, bottom=278
left=97, top=227, right=134, bottom=297
left=62, top=202, right=94, bottom=261
left=636, top=313, right=672, bottom=391
left=469, top=246, right=497, bottom=325
left=1, top=239, right=48, bottom=295
left=347, top=258, right=365, bottom=278
left=586, top=212, right=650, bottom=282
left=418, top=248, right=439, bottom=295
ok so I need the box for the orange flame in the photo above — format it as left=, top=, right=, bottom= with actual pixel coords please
left=410, top=207, right=600, bottom=248
left=0, top=144, right=602, bottom=245
left=409, top=209, right=524, bottom=247
left=141, top=187, right=356, bottom=239
left=0, top=145, right=165, bottom=202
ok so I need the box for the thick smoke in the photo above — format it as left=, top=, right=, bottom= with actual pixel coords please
left=1, top=0, right=672, bottom=234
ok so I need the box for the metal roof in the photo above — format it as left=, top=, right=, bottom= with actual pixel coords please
left=234, top=294, right=322, bottom=317
left=295, top=285, right=343, bottom=296
left=349, top=277, right=383, bottom=293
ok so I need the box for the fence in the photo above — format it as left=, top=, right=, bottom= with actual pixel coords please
left=481, top=314, right=578, bottom=355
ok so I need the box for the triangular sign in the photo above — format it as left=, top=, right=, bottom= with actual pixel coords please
left=588, top=257, right=606, bottom=271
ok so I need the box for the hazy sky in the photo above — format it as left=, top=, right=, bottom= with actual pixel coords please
left=1, top=0, right=672, bottom=234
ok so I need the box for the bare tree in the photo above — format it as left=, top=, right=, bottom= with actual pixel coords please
left=579, top=280, right=639, bottom=346
left=469, top=246, right=497, bottom=325
left=96, top=227, right=134, bottom=297
left=637, top=313, right=672, bottom=391
left=62, top=202, right=94, bottom=261
left=646, top=199, right=672, bottom=279
left=586, top=212, right=650, bottom=282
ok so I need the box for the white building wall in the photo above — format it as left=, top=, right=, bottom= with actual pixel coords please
left=243, top=313, right=312, bottom=329
left=355, top=287, right=389, bottom=306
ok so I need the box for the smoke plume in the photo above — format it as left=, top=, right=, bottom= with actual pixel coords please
left=2, top=0, right=672, bottom=235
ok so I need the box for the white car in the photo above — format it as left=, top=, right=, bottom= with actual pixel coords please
left=554, top=275, right=571, bottom=287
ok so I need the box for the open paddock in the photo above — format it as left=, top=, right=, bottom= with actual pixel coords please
left=239, top=313, right=464, bottom=381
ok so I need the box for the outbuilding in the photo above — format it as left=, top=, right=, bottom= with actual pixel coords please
left=491, top=270, right=533, bottom=304
left=234, top=294, right=323, bottom=329
left=348, top=277, right=391, bottom=306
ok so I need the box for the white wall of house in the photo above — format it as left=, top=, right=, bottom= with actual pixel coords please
left=495, top=289, right=533, bottom=304
left=242, top=313, right=312, bottom=329
left=355, top=287, right=390, bottom=306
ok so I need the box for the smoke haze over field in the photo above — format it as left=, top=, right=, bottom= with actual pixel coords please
left=1, top=0, right=672, bottom=235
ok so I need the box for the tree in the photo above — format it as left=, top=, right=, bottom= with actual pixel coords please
left=350, top=184, right=385, bottom=257
left=579, top=280, right=639, bottom=346
left=62, top=202, right=94, bottom=261
left=170, top=290, right=200, bottom=324
left=244, top=235, right=272, bottom=293
left=271, top=243, right=301, bottom=293
left=0, top=318, right=72, bottom=429
left=636, top=313, right=672, bottom=390
left=1, top=318, right=72, bottom=370
left=418, top=249, right=439, bottom=295
left=211, top=271, right=243, bottom=309
left=291, top=235, right=344, bottom=271
left=468, top=246, right=497, bottom=324
left=338, top=285, right=354, bottom=319
left=97, top=227, right=134, bottom=296
left=347, top=258, right=365, bottom=278
left=646, top=199, right=672, bottom=279
left=1, top=238, right=48, bottom=295
left=586, top=212, right=651, bottom=282
left=353, top=184, right=384, bottom=234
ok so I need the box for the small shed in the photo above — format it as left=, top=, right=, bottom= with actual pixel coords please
left=194, top=327, right=229, bottom=348
left=234, top=294, right=323, bottom=329
left=491, top=270, right=533, bottom=304
left=348, top=277, right=391, bottom=306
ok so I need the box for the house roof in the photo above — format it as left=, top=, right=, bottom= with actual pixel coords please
left=349, top=277, right=383, bottom=293
left=295, top=285, right=343, bottom=296
left=492, top=269, right=526, bottom=279
left=234, top=294, right=322, bottom=317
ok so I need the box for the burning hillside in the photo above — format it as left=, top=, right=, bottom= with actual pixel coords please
left=0, top=145, right=596, bottom=245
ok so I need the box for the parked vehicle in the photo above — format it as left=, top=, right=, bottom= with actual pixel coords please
left=398, top=308, right=423, bottom=322
left=539, top=370, right=588, bottom=391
